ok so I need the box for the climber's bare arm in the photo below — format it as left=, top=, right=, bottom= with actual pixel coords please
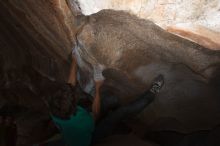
left=67, top=51, right=77, bottom=86
left=92, top=65, right=105, bottom=121
left=92, top=80, right=104, bottom=121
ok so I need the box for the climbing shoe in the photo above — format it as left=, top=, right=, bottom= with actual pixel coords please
left=150, top=74, right=164, bottom=94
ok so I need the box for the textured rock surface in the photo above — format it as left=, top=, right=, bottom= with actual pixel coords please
left=0, top=0, right=76, bottom=82
left=78, top=0, right=220, bottom=30
left=76, top=10, right=220, bottom=133
left=167, top=24, right=220, bottom=50
left=0, top=0, right=76, bottom=144
left=78, top=0, right=220, bottom=49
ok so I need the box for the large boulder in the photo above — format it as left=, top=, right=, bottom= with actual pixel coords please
left=75, top=10, right=220, bottom=133
left=0, top=0, right=76, bottom=144
left=78, top=0, right=220, bottom=50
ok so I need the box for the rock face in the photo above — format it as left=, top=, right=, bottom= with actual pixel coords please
left=0, top=0, right=76, bottom=82
left=78, top=0, right=220, bottom=49
left=75, top=10, right=220, bottom=133
left=0, top=0, right=220, bottom=145
left=78, top=0, right=220, bottom=29
left=0, top=0, right=77, bottom=144
left=167, top=24, right=220, bottom=50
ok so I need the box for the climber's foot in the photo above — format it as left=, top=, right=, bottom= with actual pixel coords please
left=150, top=74, right=164, bottom=94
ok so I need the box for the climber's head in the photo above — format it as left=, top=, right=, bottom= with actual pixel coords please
left=49, top=83, right=77, bottom=119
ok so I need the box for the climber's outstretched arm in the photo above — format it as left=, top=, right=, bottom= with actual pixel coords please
left=67, top=49, right=77, bottom=86
left=92, top=65, right=105, bottom=121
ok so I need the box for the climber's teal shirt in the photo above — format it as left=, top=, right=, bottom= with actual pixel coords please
left=51, top=106, right=95, bottom=146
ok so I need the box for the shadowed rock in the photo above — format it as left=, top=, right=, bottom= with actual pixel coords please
left=75, top=10, right=220, bottom=133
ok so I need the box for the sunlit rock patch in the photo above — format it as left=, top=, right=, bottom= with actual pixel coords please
left=78, top=0, right=220, bottom=50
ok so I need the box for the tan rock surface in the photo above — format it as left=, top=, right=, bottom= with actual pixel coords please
left=78, top=0, right=220, bottom=50
left=76, top=10, right=220, bottom=133
left=167, top=24, right=220, bottom=50
left=0, top=0, right=76, bottom=81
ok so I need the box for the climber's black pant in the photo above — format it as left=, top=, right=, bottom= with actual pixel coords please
left=92, top=90, right=155, bottom=143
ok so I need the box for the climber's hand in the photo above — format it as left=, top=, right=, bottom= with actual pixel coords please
left=72, top=45, right=78, bottom=58
left=93, top=64, right=105, bottom=86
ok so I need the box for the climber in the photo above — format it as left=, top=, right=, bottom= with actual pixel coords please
left=45, top=46, right=165, bottom=146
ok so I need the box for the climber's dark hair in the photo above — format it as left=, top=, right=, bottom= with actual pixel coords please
left=48, top=83, right=77, bottom=119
